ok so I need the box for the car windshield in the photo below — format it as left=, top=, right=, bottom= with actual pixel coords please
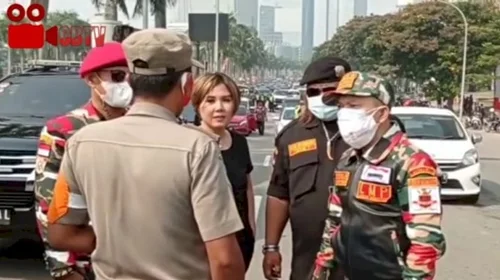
left=396, top=114, right=466, bottom=140
left=284, top=99, right=300, bottom=108
left=282, top=109, right=295, bottom=120
left=0, top=75, right=89, bottom=117
left=236, top=106, right=247, bottom=116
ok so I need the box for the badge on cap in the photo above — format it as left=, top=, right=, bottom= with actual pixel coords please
left=338, top=72, right=359, bottom=90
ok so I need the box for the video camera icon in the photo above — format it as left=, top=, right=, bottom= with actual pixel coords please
left=7, top=3, right=58, bottom=49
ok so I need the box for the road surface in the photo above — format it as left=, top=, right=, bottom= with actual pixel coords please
left=1, top=116, right=500, bottom=280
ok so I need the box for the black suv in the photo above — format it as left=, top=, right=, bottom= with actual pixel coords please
left=0, top=60, right=90, bottom=248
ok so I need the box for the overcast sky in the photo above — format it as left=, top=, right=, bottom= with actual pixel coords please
left=2, top=0, right=398, bottom=46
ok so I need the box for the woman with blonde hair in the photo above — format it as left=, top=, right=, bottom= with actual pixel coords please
left=191, top=72, right=256, bottom=270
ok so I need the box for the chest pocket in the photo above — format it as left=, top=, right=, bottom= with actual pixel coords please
left=289, top=151, right=319, bottom=201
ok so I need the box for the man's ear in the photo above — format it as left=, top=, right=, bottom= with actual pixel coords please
left=379, top=106, right=391, bottom=123
left=84, top=73, right=99, bottom=88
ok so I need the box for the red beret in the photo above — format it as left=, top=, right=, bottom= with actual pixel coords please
left=79, top=42, right=127, bottom=78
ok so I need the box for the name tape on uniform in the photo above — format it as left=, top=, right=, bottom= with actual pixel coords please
left=356, top=181, right=392, bottom=203
left=360, top=165, right=392, bottom=184
left=334, top=171, right=350, bottom=188
left=408, top=166, right=437, bottom=177
left=288, top=139, right=317, bottom=157
left=407, top=176, right=439, bottom=188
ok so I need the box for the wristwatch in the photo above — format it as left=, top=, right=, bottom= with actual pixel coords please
left=262, top=244, right=280, bottom=254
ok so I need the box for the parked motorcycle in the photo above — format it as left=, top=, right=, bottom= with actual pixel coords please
left=484, top=119, right=500, bottom=133
left=471, top=115, right=482, bottom=130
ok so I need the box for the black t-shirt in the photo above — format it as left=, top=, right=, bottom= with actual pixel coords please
left=221, top=131, right=253, bottom=228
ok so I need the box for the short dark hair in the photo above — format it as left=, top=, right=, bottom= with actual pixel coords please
left=129, top=68, right=190, bottom=98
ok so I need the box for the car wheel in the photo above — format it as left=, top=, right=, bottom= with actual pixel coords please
left=462, top=194, right=480, bottom=204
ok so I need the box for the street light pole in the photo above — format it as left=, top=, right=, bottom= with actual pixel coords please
left=214, top=0, right=220, bottom=72
left=437, top=0, right=468, bottom=118
left=336, top=0, right=340, bottom=32
left=325, top=0, right=330, bottom=41
left=142, top=0, right=149, bottom=28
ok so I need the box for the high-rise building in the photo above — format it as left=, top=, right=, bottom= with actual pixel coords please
left=259, top=6, right=276, bottom=36
left=259, top=6, right=283, bottom=47
left=301, top=0, right=314, bottom=61
left=234, top=0, right=259, bottom=30
left=354, top=0, right=368, bottom=16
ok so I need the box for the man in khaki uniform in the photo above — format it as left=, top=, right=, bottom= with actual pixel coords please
left=46, top=28, right=246, bottom=280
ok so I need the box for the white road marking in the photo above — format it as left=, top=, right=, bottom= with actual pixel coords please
left=263, top=155, right=271, bottom=167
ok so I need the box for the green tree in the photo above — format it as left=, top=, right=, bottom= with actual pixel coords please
left=314, top=15, right=394, bottom=75
left=91, top=0, right=130, bottom=21
left=315, top=1, right=500, bottom=103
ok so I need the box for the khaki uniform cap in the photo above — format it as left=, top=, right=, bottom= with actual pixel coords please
left=122, top=28, right=204, bottom=75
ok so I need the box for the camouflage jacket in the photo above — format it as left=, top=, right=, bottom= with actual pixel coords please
left=313, top=130, right=446, bottom=280
left=34, top=102, right=103, bottom=278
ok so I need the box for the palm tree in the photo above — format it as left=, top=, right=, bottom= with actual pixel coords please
left=132, top=0, right=177, bottom=28
left=91, top=0, right=130, bottom=21
left=91, top=0, right=176, bottom=27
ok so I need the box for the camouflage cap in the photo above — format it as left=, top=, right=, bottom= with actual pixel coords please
left=121, top=28, right=204, bottom=75
left=323, top=71, right=395, bottom=106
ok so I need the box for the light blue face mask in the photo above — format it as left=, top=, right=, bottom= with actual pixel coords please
left=306, top=94, right=338, bottom=121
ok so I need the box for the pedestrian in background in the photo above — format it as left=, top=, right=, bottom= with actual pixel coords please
left=34, top=42, right=131, bottom=280
left=46, top=29, right=245, bottom=280
left=191, top=72, right=256, bottom=271
left=313, top=72, right=446, bottom=280
left=263, top=57, right=351, bottom=280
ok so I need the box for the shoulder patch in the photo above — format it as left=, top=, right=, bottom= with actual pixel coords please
left=409, top=166, right=437, bottom=177
left=334, top=171, right=350, bottom=188
left=408, top=177, right=441, bottom=214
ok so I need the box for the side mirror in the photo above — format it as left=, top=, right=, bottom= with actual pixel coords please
left=471, top=133, right=483, bottom=144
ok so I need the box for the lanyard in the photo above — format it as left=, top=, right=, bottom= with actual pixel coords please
left=321, top=122, right=337, bottom=160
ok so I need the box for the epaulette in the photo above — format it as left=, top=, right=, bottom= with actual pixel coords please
left=275, top=118, right=301, bottom=140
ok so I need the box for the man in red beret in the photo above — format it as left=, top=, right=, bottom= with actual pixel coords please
left=34, top=42, right=130, bottom=280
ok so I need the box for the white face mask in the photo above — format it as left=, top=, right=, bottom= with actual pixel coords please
left=337, top=107, right=381, bottom=149
left=100, top=81, right=133, bottom=108
left=306, top=94, right=338, bottom=121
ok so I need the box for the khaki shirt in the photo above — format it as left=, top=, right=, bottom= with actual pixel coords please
left=48, top=102, right=243, bottom=280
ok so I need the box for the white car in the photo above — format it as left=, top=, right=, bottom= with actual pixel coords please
left=392, top=106, right=482, bottom=204
left=276, top=107, right=296, bottom=135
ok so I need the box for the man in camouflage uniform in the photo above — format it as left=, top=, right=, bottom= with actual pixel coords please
left=34, top=42, right=130, bottom=280
left=313, top=71, right=446, bottom=280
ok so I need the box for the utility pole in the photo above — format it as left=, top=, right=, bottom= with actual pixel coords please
left=7, top=0, right=14, bottom=74
left=336, top=0, right=340, bottom=32
left=214, top=0, right=220, bottom=71
left=325, top=0, right=330, bottom=41
left=142, top=0, right=149, bottom=28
